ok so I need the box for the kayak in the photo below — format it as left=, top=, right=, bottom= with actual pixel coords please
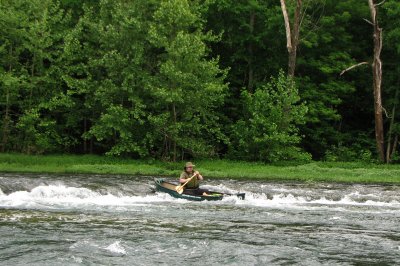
left=154, top=178, right=245, bottom=201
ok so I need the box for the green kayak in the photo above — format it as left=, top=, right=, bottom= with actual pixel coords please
left=154, top=178, right=245, bottom=201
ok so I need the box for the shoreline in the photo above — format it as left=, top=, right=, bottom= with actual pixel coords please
left=0, top=153, right=400, bottom=184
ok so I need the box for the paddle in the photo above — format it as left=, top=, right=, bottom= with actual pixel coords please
left=175, top=174, right=197, bottom=194
left=227, top=192, right=246, bottom=200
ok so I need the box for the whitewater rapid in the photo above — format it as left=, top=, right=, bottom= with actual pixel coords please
left=1, top=173, right=399, bottom=265
left=0, top=179, right=399, bottom=212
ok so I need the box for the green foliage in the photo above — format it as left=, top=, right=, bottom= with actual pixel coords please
left=0, top=0, right=71, bottom=152
left=1, top=0, right=399, bottom=163
left=145, top=0, right=228, bottom=159
left=324, top=144, right=374, bottom=163
left=87, top=104, right=147, bottom=157
left=229, top=71, right=310, bottom=162
left=294, top=0, right=370, bottom=158
left=16, top=109, right=66, bottom=153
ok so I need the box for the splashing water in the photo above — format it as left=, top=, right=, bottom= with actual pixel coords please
left=105, top=241, right=126, bottom=256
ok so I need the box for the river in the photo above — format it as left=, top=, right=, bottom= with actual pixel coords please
left=0, top=173, right=399, bottom=265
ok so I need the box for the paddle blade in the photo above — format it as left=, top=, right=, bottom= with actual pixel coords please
left=176, top=186, right=184, bottom=194
left=236, top=193, right=245, bottom=200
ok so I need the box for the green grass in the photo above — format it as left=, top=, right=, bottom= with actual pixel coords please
left=1, top=153, right=400, bottom=184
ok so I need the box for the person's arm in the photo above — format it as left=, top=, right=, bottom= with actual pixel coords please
left=195, top=171, right=203, bottom=181
left=179, top=172, right=188, bottom=184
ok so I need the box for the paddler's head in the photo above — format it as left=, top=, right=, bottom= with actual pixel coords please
left=184, top=162, right=195, bottom=173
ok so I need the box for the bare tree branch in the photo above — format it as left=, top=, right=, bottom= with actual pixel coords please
left=340, top=62, right=369, bottom=76
left=280, top=0, right=292, bottom=52
left=280, top=0, right=302, bottom=77
left=299, top=0, right=308, bottom=29
left=363, top=18, right=374, bottom=25
left=368, top=0, right=376, bottom=23
left=301, top=0, right=326, bottom=42
left=382, top=107, right=390, bottom=118
left=375, top=0, right=386, bottom=7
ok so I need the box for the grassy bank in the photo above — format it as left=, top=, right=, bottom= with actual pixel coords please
left=1, top=153, right=400, bottom=184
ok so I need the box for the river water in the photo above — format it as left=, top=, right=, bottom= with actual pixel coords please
left=0, top=173, right=399, bottom=265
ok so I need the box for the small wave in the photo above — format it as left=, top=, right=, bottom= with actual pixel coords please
left=232, top=191, right=400, bottom=209
left=0, top=185, right=175, bottom=210
left=104, top=241, right=126, bottom=256
left=71, top=256, right=83, bottom=263
left=31, top=185, right=99, bottom=199
left=69, top=240, right=126, bottom=258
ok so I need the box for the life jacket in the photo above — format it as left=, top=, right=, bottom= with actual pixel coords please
left=180, top=171, right=199, bottom=189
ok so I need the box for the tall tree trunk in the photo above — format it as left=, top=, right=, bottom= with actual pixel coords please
left=368, top=0, right=385, bottom=162
left=391, top=135, right=398, bottom=159
left=83, top=118, right=88, bottom=153
left=280, top=0, right=302, bottom=78
left=1, top=87, right=10, bottom=152
left=90, top=136, right=93, bottom=154
left=172, top=103, right=177, bottom=162
left=386, top=87, right=398, bottom=163
left=29, top=53, right=35, bottom=110
left=90, top=111, right=94, bottom=154
left=2, top=46, right=13, bottom=152
left=247, top=12, right=255, bottom=92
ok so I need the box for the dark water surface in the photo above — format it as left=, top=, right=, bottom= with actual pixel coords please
left=0, top=173, right=399, bottom=265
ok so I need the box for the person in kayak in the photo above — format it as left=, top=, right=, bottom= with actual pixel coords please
left=179, top=162, right=207, bottom=195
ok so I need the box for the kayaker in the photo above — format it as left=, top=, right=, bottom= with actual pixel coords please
left=179, top=162, right=205, bottom=195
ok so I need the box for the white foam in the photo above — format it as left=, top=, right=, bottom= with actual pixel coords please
left=179, top=184, right=400, bottom=210
left=105, top=241, right=126, bottom=255
left=1, top=184, right=399, bottom=211
left=233, top=191, right=400, bottom=209
left=0, top=184, right=176, bottom=210
left=71, top=256, right=83, bottom=263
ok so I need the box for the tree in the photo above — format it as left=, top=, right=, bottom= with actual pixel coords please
left=340, top=0, right=386, bottom=162
left=147, top=0, right=228, bottom=161
left=368, top=0, right=385, bottom=162
left=2, top=0, right=399, bottom=163
left=280, top=0, right=302, bottom=77
left=382, top=0, right=400, bottom=162
left=0, top=0, right=28, bottom=152
left=0, top=0, right=70, bottom=153
left=292, top=0, right=365, bottom=159
left=229, top=71, right=309, bottom=162
left=61, top=0, right=150, bottom=156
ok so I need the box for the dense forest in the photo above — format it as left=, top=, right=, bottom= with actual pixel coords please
left=0, top=0, right=399, bottom=163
